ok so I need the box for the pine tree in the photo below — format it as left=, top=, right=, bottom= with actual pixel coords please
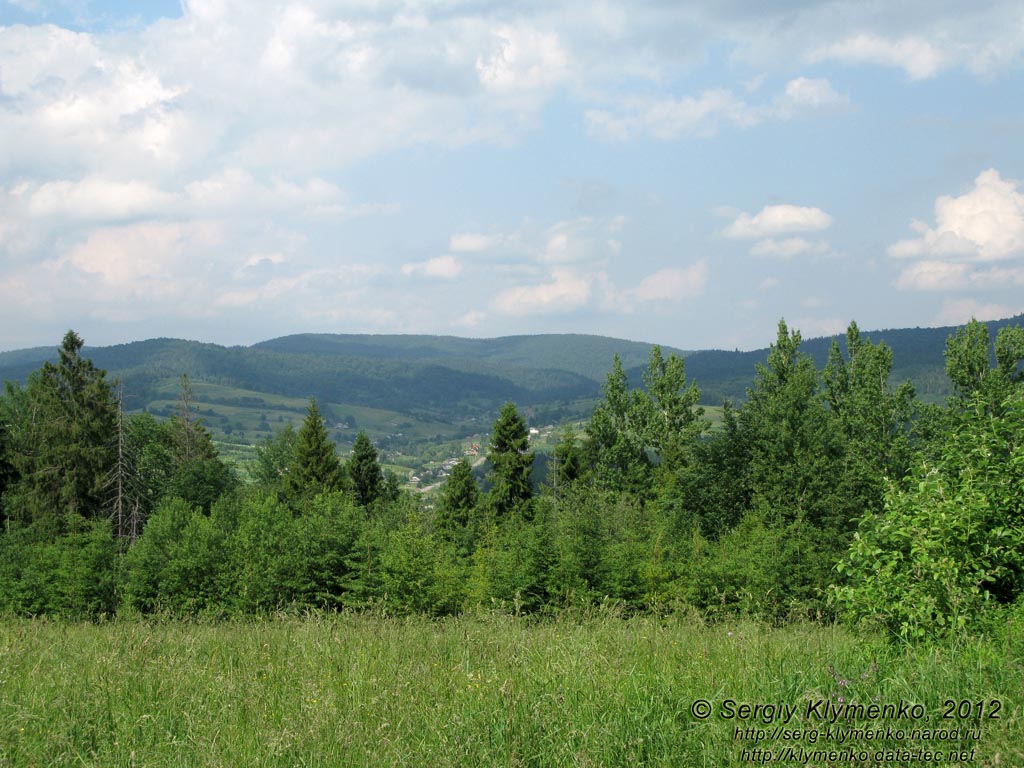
left=286, top=399, right=344, bottom=500
left=487, top=402, right=534, bottom=518
left=348, top=431, right=383, bottom=507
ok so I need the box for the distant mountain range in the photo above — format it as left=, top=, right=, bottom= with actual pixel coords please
left=2, top=315, right=1022, bottom=455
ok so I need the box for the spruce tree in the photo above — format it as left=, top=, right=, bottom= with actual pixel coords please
left=487, top=402, right=534, bottom=518
left=438, top=456, right=480, bottom=552
left=286, top=399, right=344, bottom=500
left=4, top=331, right=117, bottom=528
left=348, top=431, right=383, bottom=507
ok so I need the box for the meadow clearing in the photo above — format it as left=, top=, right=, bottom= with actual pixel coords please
left=0, top=610, right=1020, bottom=767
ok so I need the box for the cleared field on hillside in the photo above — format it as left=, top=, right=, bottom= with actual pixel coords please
left=0, top=612, right=1020, bottom=766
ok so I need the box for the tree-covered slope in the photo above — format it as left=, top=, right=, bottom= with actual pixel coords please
left=2, top=315, right=1022, bottom=447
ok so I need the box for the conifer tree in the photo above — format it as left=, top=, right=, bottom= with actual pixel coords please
left=253, top=424, right=298, bottom=488
left=585, top=355, right=650, bottom=492
left=638, top=345, right=709, bottom=472
left=438, top=457, right=479, bottom=552
left=4, top=331, right=117, bottom=527
left=487, top=402, right=534, bottom=518
left=286, top=399, right=344, bottom=500
left=348, top=431, right=383, bottom=507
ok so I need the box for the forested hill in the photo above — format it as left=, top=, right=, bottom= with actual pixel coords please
left=684, top=316, right=1024, bottom=404
left=0, top=334, right=677, bottom=446
left=1, top=316, right=1022, bottom=433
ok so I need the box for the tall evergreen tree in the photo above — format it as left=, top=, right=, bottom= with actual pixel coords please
left=0, top=402, right=15, bottom=523
left=438, top=457, right=480, bottom=554
left=487, top=402, right=534, bottom=518
left=822, top=321, right=915, bottom=507
left=548, top=426, right=584, bottom=495
left=253, top=424, right=298, bottom=488
left=638, top=345, right=709, bottom=472
left=739, top=320, right=838, bottom=527
left=3, top=331, right=117, bottom=528
left=584, top=355, right=650, bottom=492
left=348, top=431, right=383, bottom=507
left=286, top=399, right=345, bottom=500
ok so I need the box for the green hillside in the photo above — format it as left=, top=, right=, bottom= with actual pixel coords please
left=2, top=316, right=1022, bottom=466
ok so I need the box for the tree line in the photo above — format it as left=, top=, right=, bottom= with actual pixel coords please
left=1, top=322, right=1022, bottom=640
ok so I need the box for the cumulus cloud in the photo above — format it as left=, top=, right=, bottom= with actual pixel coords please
left=586, top=89, right=756, bottom=141
left=2, top=1, right=1023, bottom=346
left=813, top=34, right=947, bottom=79
left=475, top=24, right=570, bottom=93
left=401, top=255, right=462, bottom=279
left=935, top=298, right=1021, bottom=326
left=450, top=233, right=495, bottom=253
left=724, top=204, right=833, bottom=239
left=888, top=169, right=1024, bottom=262
left=492, top=267, right=594, bottom=316
left=894, top=261, right=969, bottom=291
left=750, top=237, right=831, bottom=258
left=586, top=77, right=848, bottom=141
left=772, top=77, right=849, bottom=118
left=630, top=261, right=708, bottom=303
left=891, top=170, right=1024, bottom=296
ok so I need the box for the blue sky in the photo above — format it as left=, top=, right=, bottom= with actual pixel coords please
left=2, top=0, right=1023, bottom=352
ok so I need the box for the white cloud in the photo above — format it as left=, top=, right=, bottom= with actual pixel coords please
left=25, top=177, right=176, bottom=220
left=586, top=89, right=756, bottom=141
left=59, top=220, right=223, bottom=297
left=790, top=316, right=848, bottom=339
left=935, top=298, right=1020, bottom=325
left=450, top=233, right=495, bottom=253
left=772, top=77, right=849, bottom=118
left=631, top=261, right=708, bottom=302
left=401, top=255, right=462, bottom=279
left=813, top=34, right=947, bottom=79
left=586, top=76, right=848, bottom=141
left=475, top=24, right=570, bottom=93
left=492, top=267, right=594, bottom=316
left=750, top=237, right=831, bottom=258
left=724, top=204, right=833, bottom=239
left=456, top=310, right=487, bottom=328
left=888, top=169, right=1024, bottom=262
left=895, top=260, right=971, bottom=291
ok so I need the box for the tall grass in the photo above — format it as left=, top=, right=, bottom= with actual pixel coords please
left=0, top=610, right=1020, bottom=766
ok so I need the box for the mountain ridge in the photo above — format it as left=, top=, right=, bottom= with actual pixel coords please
left=2, top=315, right=1022, bottom=456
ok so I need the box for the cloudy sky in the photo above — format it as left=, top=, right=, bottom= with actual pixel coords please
left=2, top=0, right=1023, bottom=352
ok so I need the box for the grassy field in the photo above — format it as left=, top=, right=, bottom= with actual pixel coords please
left=0, top=611, right=1020, bottom=767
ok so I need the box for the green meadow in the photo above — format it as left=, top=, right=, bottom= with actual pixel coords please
left=1, top=611, right=1020, bottom=767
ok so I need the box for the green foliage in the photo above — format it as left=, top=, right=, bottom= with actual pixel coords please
left=7, top=614, right=1021, bottom=766
left=380, top=506, right=465, bottom=615
left=637, top=345, right=709, bottom=471
left=121, top=497, right=228, bottom=613
left=252, top=424, right=297, bottom=488
left=3, top=331, right=117, bottom=528
left=0, top=516, right=118, bottom=618
left=286, top=399, right=345, bottom=500
left=833, top=392, right=1024, bottom=640
left=348, top=431, right=383, bottom=507
left=486, top=402, right=534, bottom=518
left=584, top=355, right=651, bottom=492
left=437, top=457, right=480, bottom=554
left=945, top=319, right=1024, bottom=414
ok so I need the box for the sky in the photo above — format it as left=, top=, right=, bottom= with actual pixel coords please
left=1, top=0, right=1023, bottom=353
